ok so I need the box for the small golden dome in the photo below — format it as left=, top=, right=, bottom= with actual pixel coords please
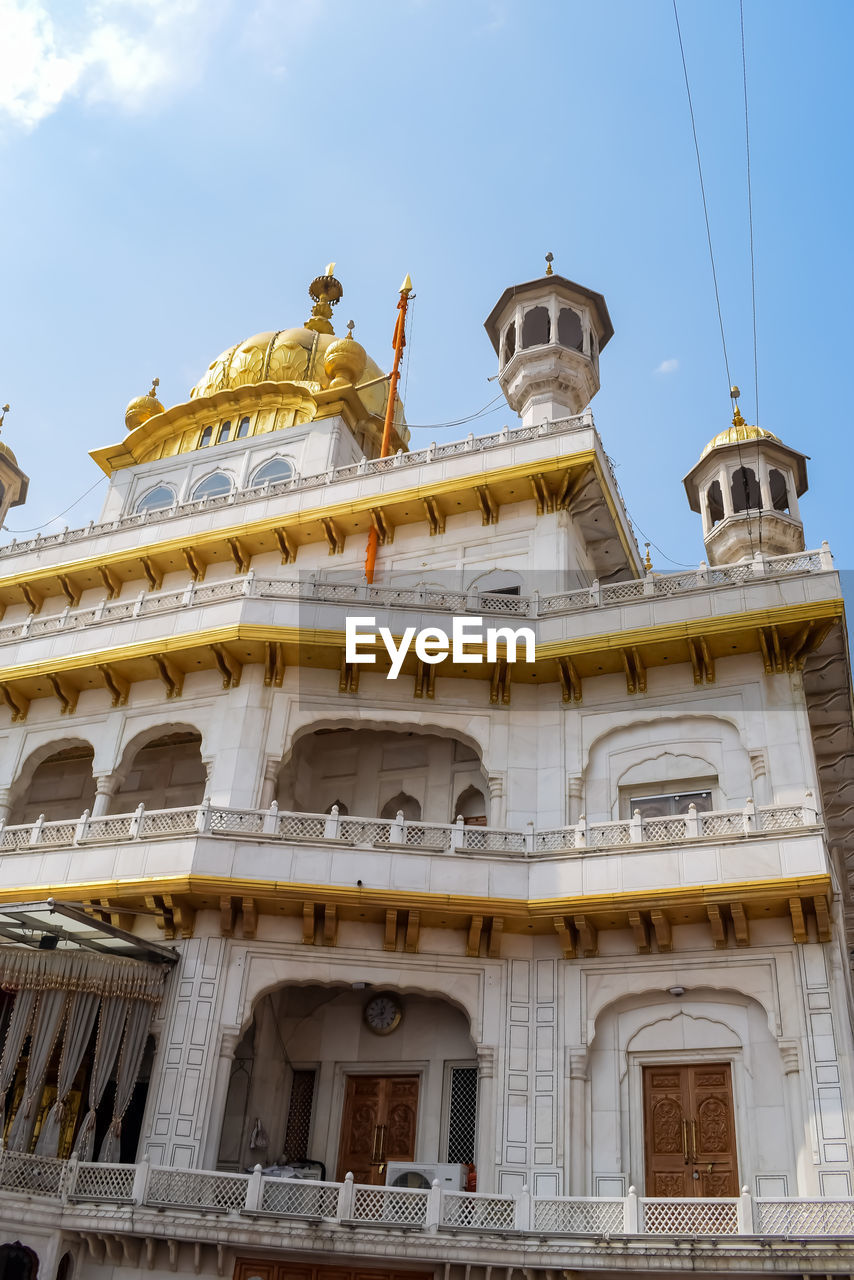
left=0, top=439, right=18, bottom=466
left=324, top=322, right=368, bottom=388
left=700, top=405, right=780, bottom=459
left=125, top=379, right=165, bottom=431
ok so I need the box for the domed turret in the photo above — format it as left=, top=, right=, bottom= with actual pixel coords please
left=324, top=321, right=368, bottom=388
left=484, top=254, right=614, bottom=426
left=125, top=378, right=165, bottom=431
left=0, top=405, right=29, bottom=528
left=683, top=389, right=809, bottom=565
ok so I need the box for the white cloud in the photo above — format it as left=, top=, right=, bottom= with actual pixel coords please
left=0, top=0, right=221, bottom=130
left=654, top=358, right=679, bottom=375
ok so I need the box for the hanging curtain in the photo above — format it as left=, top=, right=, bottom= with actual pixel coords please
left=34, top=991, right=100, bottom=1157
left=7, top=989, right=68, bottom=1151
left=0, top=990, right=37, bottom=1135
left=72, top=996, right=128, bottom=1161
left=98, top=1000, right=153, bottom=1162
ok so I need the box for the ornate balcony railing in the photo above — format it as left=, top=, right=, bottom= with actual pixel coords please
left=0, top=796, right=820, bottom=858
left=0, top=1150, right=851, bottom=1240
left=0, top=547, right=834, bottom=648
left=0, top=414, right=595, bottom=563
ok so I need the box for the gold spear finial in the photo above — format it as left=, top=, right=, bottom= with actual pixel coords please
left=0, top=404, right=8, bottom=432
left=400, top=273, right=413, bottom=294
left=545, top=251, right=554, bottom=276
left=730, top=384, right=745, bottom=427
left=149, top=377, right=160, bottom=397
left=644, top=542, right=653, bottom=572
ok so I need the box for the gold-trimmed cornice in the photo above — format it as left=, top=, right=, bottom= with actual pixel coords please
left=0, top=873, right=832, bottom=951
left=0, top=452, right=622, bottom=609
left=0, top=601, right=842, bottom=716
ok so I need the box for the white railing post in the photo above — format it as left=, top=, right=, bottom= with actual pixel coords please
left=132, top=589, right=146, bottom=618
left=743, top=797, right=756, bottom=834
left=242, top=569, right=255, bottom=597
left=29, top=813, right=45, bottom=847
left=132, top=1155, right=151, bottom=1206
left=61, top=1153, right=79, bottom=1204
left=590, top=579, right=601, bottom=607
left=624, top=1185, right=639, bottom=1233
left=525, top=821, right=535, bottom=854
left=737, top=1185, right=754, bottom=1234
left=244, top=1163, right=263, bottom=1212
left=514, top=1184, right=532, bottom=1231
left=643, top=573, right=655, bottom=596
left=129, top=803, right=145, bottom=839
left=802, top=790, right=818, bottom=826
left=182, top=580, right=196, bottom=606
left=629, top=809, right=644, bottom=843
left=820, top=540, right=834, bottom=571
left=751, top=550, right=766, bottom=577
left=337, top=1171, right=355, bottom=1221
left=451, top=816, right=465, bottom=851
left=262, top=800, right=279, bottom=835
left=324, top=804, right=341, bottom=840
left=685, top=802, right=700, bottom=839
left=390, top=809, right=405, bottom=844
left=574, top=815, right=587, bottom=848
left=73, top=809, right=91, bottom=845
left=425, top=1178, right=441, bottom=1231
left=195, top=799, right=212, bottom=834
left=697, top=560, right=709, bottom=585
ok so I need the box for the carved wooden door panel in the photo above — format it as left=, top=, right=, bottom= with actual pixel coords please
left=643, top=1063, right=738, bottom=1197
left=337, top=1075, right=419, bottom=1184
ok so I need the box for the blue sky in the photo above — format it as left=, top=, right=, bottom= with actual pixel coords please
left=1, top=0, right=852, bottom=576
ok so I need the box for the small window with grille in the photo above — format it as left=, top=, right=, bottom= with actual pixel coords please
left=445, top=1064, right=478, bottom=1163
left=628, top=789, right=713, bottom=820
left=283, top=1069, right=316, bottom=1161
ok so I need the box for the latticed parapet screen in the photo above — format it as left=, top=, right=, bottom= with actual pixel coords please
left=587, top=822, right=632, bottom=847
left=85, top=815, right=134, bottom=840
left=758, top=806, right=805, bottom=831
left=755, top=1198, right=854, bottom=1235
left=140, top=808, right=197, bottom=836
left=351, top=1185, right=429, bottom=1226
left=283, top=1069, right=316, bottom=1161
left=260, top=1177, right=339, bottom=1218
left=210, top=808, right=264, bottom=835
left=147, top=1167, right=248, bottom=1212
left=447, top=1066, right=478, bottom=1163
left=534, top=1198, right=624, bottom=1233
left=69, top=1161, right=135, bottom=1202
left=0, top=1150, right=64, bottom=1196
left=36, top=821, right=77, bottom=846
left=277, top=814, right=326, bottom=840
left=641, top=1198, right=739, bottom=1234
left=441, top=1192, right=515, bottom=1230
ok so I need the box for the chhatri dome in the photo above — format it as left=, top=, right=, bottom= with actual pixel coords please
left=699, top=401, right=780, bottom=459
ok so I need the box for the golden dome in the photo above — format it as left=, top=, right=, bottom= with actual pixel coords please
left=700, top=405, right=780, bottom=459
left=0, top=440, right=18, bottom=466
left=125, top=379, right=165, bottom=431
left=324, top=324, right=368, bottom=388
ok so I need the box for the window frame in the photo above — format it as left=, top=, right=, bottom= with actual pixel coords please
left=191, top=471, right=233, bottom=502
left=135, top=484, right=176, bottom=514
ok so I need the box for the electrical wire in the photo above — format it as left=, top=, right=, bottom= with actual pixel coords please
left=740, top=0, right=760, bottom=428
left=3, top=474, right=107, bottom=534
left=405, top=393, right=507, bottom=432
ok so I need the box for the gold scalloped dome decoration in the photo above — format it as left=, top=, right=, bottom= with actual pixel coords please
left=125, top=378, right=166, bottom=432
left=700, top=405, right=780, bottom=460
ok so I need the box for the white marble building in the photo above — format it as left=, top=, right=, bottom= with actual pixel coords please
left=0, top=265, right=852, bottom=1280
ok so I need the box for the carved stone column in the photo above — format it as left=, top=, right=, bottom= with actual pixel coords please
left=259, top=758, right=279, bottom=810
left=487, top=774, right=505, bottom=827
left=567, top=775, right=583, bottom=825
left=0, top=787, right=12, bottom=824
left=201, top=1030, right=240, bottom=1169
left=91, top=774, right=118, bottom=817
left=568, top=1048, right=589, bottom=1194
left=779, top=1038, right=811, bottom=1194
left=475, top=1045, right=497, bottom=1191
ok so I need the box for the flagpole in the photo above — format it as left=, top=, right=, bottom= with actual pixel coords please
left=364, top=273, right=413, bottom=584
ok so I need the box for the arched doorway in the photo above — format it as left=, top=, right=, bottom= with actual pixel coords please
left=218, top=985, right=478, bottom=1186
left=108, top=730, right=206, bottom=812
left=10, top=744, right=95, bottom=824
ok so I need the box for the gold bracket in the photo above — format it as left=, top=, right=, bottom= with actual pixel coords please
left=404, top=909, right=421, bottom=954
left=98, top=565, right=121, bottom=599
left=789, top=896, right=808, bottom=944
left=264, top=641, right=286, bottom=687
left=220, top=896, right=237, bottom=937
left=339, top=652, right=360, bottom=694
left=98, top=664, right=130, bottom=707
left=707, top=904, right=728, bottom=949
left=621, top=646, right=646, bottom=695
left=226, top=537, right=250, bottom=574
left=556, top=655, right=582, bottom=703
left=370, top=508, right=394, bottom=545
left=47, top=672, right=78, bottom=715
left=487, top=916, right=504, bottom=959
left=628, top=909, right=651, bottom=954
left=553, top=915, right=577, bottom=959
left=528, top=473, right=554, bottom=515
left=321, top=517, right=344, bottom=555
left=422, top=496, right=445, bottom=536
left=242, top=897, right=257, bottom=939
left=573, top=914, right=598, bottom=957
left=814, top=894, right=832, bottom=942
left=650, top=908, right=672, bottom=952
left=210, top=643, right=242, bottom=689
left=302, top=902, right=317, bottom=945
left=274, top=527, right=297, bottom=564
left=466, top=914, right=484, bottom=957
left=182, top=547, right=205, bottom=582
left=384, top=908, right=398, bottom=952
left=730, top=901, right=750, bottom=947
left=21, top=583, right=43, bottom=615
left=322, top=903, right=338, bottom=946
left=0, top=682, right=29, bottom=722
left=489, top=658, right=511, bottom=704
left=153, top=653, right=184, bottom=698
left=140, top=556, right=163, bottom=591
left=58, top=575, right=81, bottom=608
left=474, top=484, right=498, bottom=526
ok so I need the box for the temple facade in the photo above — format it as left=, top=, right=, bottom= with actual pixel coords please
left=0, top=264, right=852, bottom=1279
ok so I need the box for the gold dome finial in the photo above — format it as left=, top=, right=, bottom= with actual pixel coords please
left=0, top=404, right=9, bottom=431
left=545, top=251, right=554, bottom=276
left=125, top=377, right=165, bottom=432
left=644, top=542, right=653, bottom=572
left=730, top=385, right=746, bottom=428
left=324, top=316, right=367, bottom=388
left=306, top=264, right=343, bottom=335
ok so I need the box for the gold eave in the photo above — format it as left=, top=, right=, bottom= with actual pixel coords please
left=0, top=873, right=832, bottom=947
left=0, top=452, right=623, bottom=607
left=0, top=601, right=842, bottom=713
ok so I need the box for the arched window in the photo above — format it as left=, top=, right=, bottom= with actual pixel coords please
left=769, top=468, right=790, bottom=513
left=380, top=792, right=421, bottom=821
left=199, top=425, right=213, bottom=447
left=192, top=472, right=232, bottom=501
left=217, top=420, right=232, bottom=443
left=136, top=485, right=175, bottom=514
left=706, top=479, right=724, bottom=527
left=236, top=416, right=251, bottom=439
left=454, top=785, right=487, bottom=826
left=522, top=305, right=550, bottom=348
left=250, top=457, right=294, bottom=488
left=730, top=465, right=761, bottom=513
left=502, top=321, right=516, bottom=365
left=558, top=307, right=584, bottom=352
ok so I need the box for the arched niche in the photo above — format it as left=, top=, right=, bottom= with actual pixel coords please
left=454, top=784, right=487, bottom=825
left=108, top=727, right=206, bottom=813
left=9, top=741, right=95, bottom=824
left=380, top=791, right=421, bottom=820
left=0, top=1243, right=39, bottom=1279
left=276, top=723, right=489, bottom=825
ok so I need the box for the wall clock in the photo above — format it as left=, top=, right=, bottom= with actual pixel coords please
left=363, top=993, right=403, bottom=1035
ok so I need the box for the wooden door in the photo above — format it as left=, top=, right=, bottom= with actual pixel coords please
left=336, top=1075, right=419, bottom=1184
left=643, top=1063, right=738, bottom=1197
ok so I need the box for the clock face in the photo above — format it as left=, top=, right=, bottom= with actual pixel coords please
left=363, top=994, right=403, bottom=1035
